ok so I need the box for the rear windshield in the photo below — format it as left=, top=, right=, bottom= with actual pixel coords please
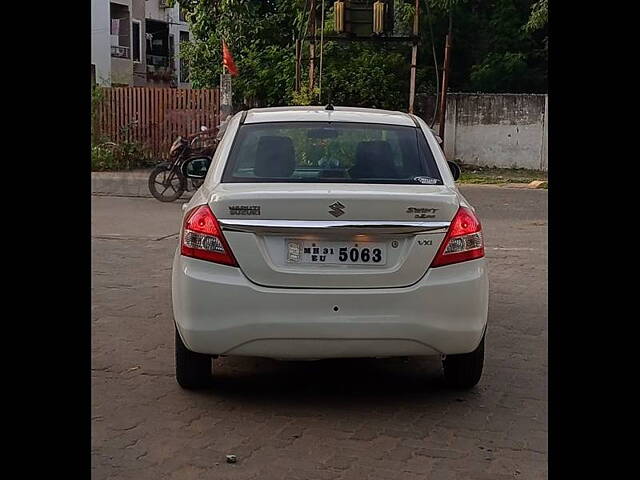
left=221, top=122, right=442, bottom=185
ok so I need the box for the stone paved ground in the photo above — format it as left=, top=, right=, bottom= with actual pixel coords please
left=91, top=186, right=547, bottom=480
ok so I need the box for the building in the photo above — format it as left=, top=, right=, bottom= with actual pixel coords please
left=91, top=0, right=191, bottom=88
left=144, top=0, right=191, bottom=88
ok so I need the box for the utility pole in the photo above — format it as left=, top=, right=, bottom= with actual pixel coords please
left=309, top=0, right=316, bottom=91
left=437, top=10, right=453, bottom=147
left=408, top=0, right=420, bottom=113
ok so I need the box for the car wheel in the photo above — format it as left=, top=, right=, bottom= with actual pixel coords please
left=443, top=332, right=485, bottom=389
left=175, top=327, right=212, bottom=389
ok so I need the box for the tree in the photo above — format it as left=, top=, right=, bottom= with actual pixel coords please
left=437, top=0, right=548, bottom=93
left=174, top=0, right=547, bottom=108
left=524, top=0, right=548, bottom=32
left=172, top=0, right=305, bottom=105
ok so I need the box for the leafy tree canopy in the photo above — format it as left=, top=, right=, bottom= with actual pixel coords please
left=172, top=0, right=547, bottom=109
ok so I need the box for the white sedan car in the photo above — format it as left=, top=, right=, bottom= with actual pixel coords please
left=172, top=106, right=488, bottom=389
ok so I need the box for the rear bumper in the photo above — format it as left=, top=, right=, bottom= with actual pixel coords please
left=172, top=252, right=488, bottom=359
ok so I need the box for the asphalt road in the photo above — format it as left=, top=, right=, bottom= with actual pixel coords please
left=91, top=185, right=548, bottom=480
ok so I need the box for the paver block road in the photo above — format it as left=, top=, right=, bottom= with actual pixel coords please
left=91, top=185, right=548, bottom=480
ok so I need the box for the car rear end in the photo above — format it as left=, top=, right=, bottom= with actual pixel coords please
left=172, top=107, right=488, bottom=386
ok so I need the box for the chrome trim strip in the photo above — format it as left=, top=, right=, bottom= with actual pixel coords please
left=218, top=219, right=451, bottom=235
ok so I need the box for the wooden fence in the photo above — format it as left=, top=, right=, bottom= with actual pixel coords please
left=94, top=87, right=220, bottom=159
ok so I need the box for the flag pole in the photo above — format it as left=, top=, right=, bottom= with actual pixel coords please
left=220, top=39, right=232, bottom=121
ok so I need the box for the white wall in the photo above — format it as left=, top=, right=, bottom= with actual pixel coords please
left=91, top=0, right=111, bottom=85
left=143, top=0, right=163, bottom=20
left=434, top=94, right=548, bottom=171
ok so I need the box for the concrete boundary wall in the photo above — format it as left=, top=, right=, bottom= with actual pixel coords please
left=423, top=93, right=548, bottom=171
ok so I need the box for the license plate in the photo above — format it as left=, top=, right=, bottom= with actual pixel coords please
left=286, top=239, right=387, bottom=265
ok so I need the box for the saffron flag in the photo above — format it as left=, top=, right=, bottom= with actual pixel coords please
left=222, top=41, right=238, bottom=76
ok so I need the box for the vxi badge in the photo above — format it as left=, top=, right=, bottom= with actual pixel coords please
left=328, top=201, right=346, bottom=217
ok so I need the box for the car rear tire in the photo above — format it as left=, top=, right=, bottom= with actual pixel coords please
left=443, top=332, right=485, bottom=389
left=175, top=327, right=212, bottom=389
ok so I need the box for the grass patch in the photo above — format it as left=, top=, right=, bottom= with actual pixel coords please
left=457, top=165, right=547, bottom=185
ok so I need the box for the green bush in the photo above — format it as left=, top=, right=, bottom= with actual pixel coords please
left=91, top=141, right=153, bottom=171
left=291, top=84, right=320, bottom=106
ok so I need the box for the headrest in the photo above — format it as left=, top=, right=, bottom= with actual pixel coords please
left=254, top=136, right=296, bottom=178
left=350, top=141, right=398, bottom=179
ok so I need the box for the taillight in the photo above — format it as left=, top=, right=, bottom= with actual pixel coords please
left=180, top=205, right=238, bottom=266
left=431, top=206, right=484, bottom=267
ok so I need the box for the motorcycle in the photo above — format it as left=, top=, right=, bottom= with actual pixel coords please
left=148, top=126, right=218, bottom=202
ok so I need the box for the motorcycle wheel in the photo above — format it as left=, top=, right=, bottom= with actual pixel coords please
left=148, top=165, right=186, bottom=202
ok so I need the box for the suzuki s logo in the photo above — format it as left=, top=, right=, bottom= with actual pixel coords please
left=328, top=201, right=345, bottom=217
